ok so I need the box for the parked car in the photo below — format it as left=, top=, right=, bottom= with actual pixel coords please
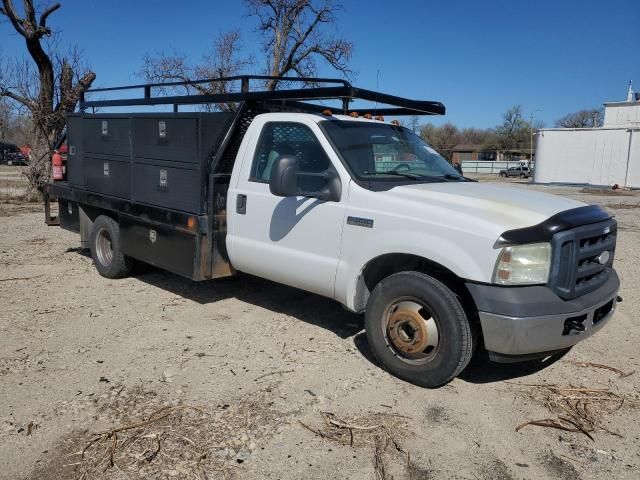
left=499, top=166, right=531, bottom=178
left=45, top=76, right=620, bottom=388
left=0, top=142, right=27, bottom=165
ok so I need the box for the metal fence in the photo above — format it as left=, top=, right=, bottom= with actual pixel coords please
left=461, top=160, right=529, bottom=175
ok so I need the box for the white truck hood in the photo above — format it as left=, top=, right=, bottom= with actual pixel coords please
left=386, top=182, right=586, bottom=232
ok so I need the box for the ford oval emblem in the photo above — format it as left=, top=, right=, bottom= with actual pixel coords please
left=597, top=251, right=610, bottom=265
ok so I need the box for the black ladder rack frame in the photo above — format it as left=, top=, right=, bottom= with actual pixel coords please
left=80, top=75, right=445, bottom=116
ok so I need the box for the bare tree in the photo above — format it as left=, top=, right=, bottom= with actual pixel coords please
left=494, top=105, right=530, bottom=153
left=420, top=122, right=461, bottom=160
left=141, top=1, right=353, bottom=102
left=141, top=30, right=252, bottom=111
left=0, top=0, right=95, bottom=192
left=245, top=0, right=352, bottom=90
left=555, top=108, right=602, bottom=128
left=407, top=115, right=420, bottom=133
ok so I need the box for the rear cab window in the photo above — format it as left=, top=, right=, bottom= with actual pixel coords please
left=249, top=122, right=332, bottom=191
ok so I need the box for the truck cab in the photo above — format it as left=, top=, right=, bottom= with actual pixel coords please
left=46, top=76, right=620, bottom=388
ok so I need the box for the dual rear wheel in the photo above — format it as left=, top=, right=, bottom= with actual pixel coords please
left=89, top=215, right=134, bottom=279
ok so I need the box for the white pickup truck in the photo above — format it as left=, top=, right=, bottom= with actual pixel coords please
left=46, top=76, right=620, bottom=387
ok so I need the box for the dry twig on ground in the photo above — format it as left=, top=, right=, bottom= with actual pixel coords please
left=299, top=410, right=413, bottom=480
left=564, top=360, right=635, bottom=378
left=70, top=386, right=283, bottom=480
left=510, top=383, right=639, bottom=440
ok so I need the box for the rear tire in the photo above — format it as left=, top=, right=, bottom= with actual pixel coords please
left=364, top=271, right=474, bottom=388
left=90, top=215, right=134, bottom=279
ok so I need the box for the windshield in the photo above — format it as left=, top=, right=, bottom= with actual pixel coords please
left=320, top=120, right=461, bottom=181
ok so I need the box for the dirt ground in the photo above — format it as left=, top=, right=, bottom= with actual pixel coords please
left=1, top=181, right=639, bottom=480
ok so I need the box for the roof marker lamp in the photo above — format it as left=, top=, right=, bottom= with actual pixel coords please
left=492, top=243, right=551, bottom=285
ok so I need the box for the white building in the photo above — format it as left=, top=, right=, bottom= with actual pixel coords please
left=534, top=82, right=640, bottom=188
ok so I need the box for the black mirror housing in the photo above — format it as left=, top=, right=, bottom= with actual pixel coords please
left=314, top=170, right=342, bottom=202
left=268, top=154, right=341, bottom=202
left=269, top=155, right=299, bottom=197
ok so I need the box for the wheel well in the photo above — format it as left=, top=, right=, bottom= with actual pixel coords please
left=78, top=204, right=118, bottom=248
left=355, top=253, right=480, bottom=327
left=81, top=205, right=116, bottom=223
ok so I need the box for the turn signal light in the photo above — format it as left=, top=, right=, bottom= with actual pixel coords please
left=364, top=113, right=372, bottom=119
left=349, top=112, right=359, bottom=118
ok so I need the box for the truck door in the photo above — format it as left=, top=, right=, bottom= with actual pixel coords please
left=227, top=119, right=347, bottom=299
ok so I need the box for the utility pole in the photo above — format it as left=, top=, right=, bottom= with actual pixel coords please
left=529, top=109, right=541, bottom=166
left=530, top=113, right=534, bottom=165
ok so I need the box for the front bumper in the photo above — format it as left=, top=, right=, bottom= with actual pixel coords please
left=466, top=271, right=619, bottom=358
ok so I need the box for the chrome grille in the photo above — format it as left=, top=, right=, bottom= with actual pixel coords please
left=549, top=219, right=617, bottom=300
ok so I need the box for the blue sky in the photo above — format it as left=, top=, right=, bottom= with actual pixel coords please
left=1, top=0, right=638, bottom=128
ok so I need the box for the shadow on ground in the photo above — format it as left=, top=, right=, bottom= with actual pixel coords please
left=457, top=348, right=569, bottom=384
left=353, top=332, right=565, bottom=386
left=83, top=256, right=563, bottom=385
left=137, top=266, right=364, bottom=340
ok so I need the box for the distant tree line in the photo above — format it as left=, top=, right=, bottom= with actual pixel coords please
left=554, top=108, right=603, bottom=128
left=417, top=104, right=602, bottom=161
left=417, top=105, right=539, bottom=160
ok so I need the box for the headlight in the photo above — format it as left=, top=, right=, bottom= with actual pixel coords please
left=493, top=243, right=551, bottom=285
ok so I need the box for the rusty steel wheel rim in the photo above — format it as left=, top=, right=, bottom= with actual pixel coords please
left=95, top=228, right=114, bottom=267
left=383, top=299, right=440, bottom=364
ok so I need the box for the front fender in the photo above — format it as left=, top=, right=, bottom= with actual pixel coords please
left=335, top=228, right=498, bottom=311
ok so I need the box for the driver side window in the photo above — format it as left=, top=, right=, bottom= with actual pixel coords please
left=250, top=122, right=331, bottom=187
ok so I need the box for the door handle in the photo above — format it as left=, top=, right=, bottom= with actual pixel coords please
left=236, top=194, right=247, bottom=214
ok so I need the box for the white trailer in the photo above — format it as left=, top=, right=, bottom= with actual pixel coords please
left=534, top=127, right=640, bottom=188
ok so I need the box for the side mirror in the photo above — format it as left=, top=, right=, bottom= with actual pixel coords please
left=269, top=154, right=342, bottom=202
left=269, top=155, right=299, bottom=197
left=313, top=169, right=341, bottom=202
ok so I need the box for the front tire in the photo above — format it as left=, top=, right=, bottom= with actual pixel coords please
left=90, top=215, right=134, bottom=279
left=364, top=271, right=474, bottom=388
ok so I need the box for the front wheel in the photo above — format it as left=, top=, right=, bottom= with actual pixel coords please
left=500, top=172, right=506, bottom=177
left=364, top=271, right=474, bottom=388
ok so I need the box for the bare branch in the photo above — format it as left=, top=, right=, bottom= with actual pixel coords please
left=140, top=30, right=252, bottom=112
left=23, top=0, right=36, bottom=25
left=245, top=0, right=353, bottom=90
left=0, top=0, right=28, bottom=37
left=39, top=2, right=60, bottom=28
left=0, top=87, right=34, bottom=110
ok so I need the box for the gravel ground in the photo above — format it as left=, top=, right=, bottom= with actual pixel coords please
left=1, top=182, right=639, bottom=480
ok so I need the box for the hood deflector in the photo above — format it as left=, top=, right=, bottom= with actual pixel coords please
left=494, top=205, right=613, bottom=247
